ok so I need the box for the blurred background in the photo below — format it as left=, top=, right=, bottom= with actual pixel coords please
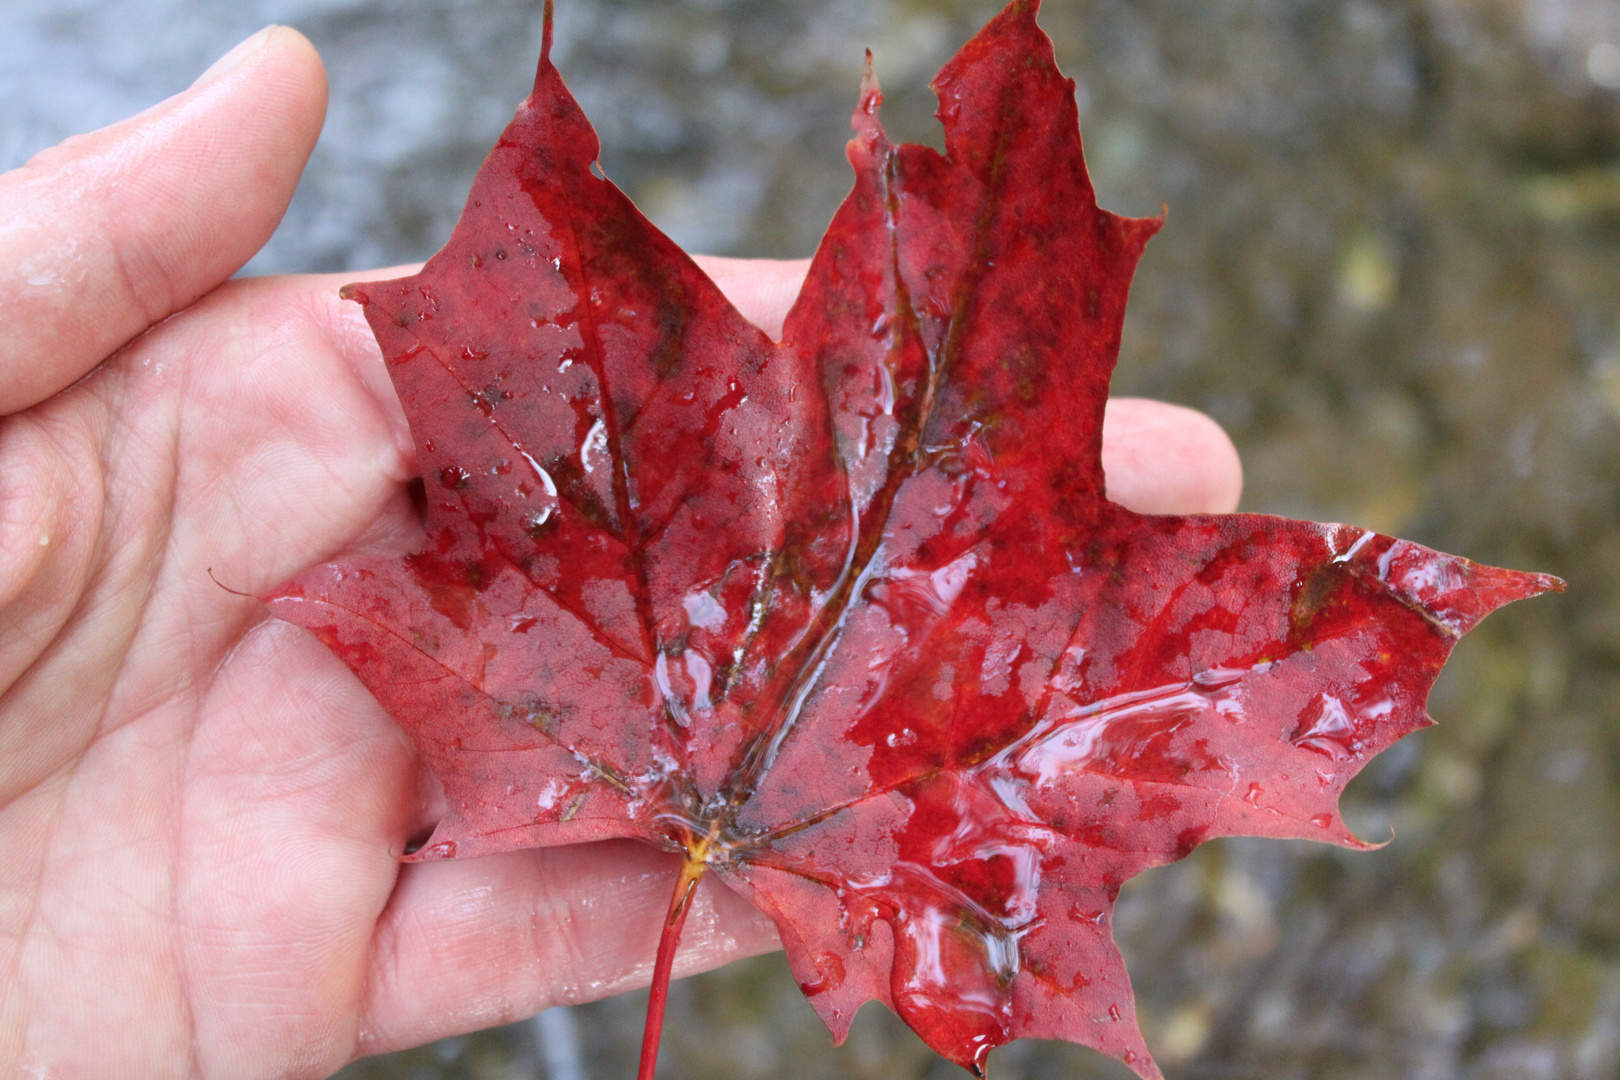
left=3, top=0, right=1617, bottom=1076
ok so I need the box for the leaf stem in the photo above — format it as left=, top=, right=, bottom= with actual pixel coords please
left=636, top=851, right=707, bottom=1080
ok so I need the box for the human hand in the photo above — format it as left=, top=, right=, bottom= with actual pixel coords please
left=0, top=27, right=1239, bottom=1079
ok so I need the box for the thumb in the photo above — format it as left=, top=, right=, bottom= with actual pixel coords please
left=0, top=25, right=327, bottom=415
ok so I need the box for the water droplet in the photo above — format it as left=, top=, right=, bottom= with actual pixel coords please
left=685, top=649, right=714, bottom=711
left=1018, top=676, right=1243, bottom=786
left=799, top=952, right=846, bottom=995
left=1290, top=694, right=1358, bottom=760
left=519, top=451, right=558, bottom=496
left=1244, top=782, right=1264, bottom=806
left=1331, top=529, right=1374, bottom=564
left=1108, top=1004, right=1122, bottom=1022
left=1310, top=813, right=1333, bottom=829
left=389, top=342, right=424, bottom=367
left=523, top=507, right=555, bottom=539
left=682, top=591, right=727, bottom=631
left=580, top=417, right=607, bottom=473
left=876, top=362, right=896, bottom=415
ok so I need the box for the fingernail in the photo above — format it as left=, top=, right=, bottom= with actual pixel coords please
left=190, top=26, right=278, bottom=89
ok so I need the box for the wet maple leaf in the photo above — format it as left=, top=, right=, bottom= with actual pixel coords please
left=267, top=2, right=1560, bottom=1076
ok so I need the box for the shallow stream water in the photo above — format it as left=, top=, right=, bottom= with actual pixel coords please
left=4, top=1, right=1618, bottom=1077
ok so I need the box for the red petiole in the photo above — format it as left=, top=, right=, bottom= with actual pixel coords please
left=635, top=852, right=707, bottom=1080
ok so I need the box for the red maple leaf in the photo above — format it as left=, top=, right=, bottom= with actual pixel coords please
left=268, top=3, right=1559, bottom=1076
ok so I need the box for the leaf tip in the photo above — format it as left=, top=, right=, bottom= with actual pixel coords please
left=400, top=835, right=458, bottom=862
left=1120, top=208, right=1167, bottom=252
left=858, top=49, right=882, bottom=116
left=542, top=0, right=555, bottom=63
left=1463, top=564, right=1567, bottom=630
left=1125, top=1052, right=1166, bottom=1080
left=1333, top=814, right=1395, bottom=852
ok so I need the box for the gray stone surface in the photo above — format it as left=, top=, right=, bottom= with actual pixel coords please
left=5, top=0, right=1616, bottom=1077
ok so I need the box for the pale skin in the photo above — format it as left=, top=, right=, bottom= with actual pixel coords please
left=0, top=27, right=1243, bottom=1080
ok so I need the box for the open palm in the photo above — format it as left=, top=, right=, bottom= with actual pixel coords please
left=0, top=28, right=1240, bottom=1079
